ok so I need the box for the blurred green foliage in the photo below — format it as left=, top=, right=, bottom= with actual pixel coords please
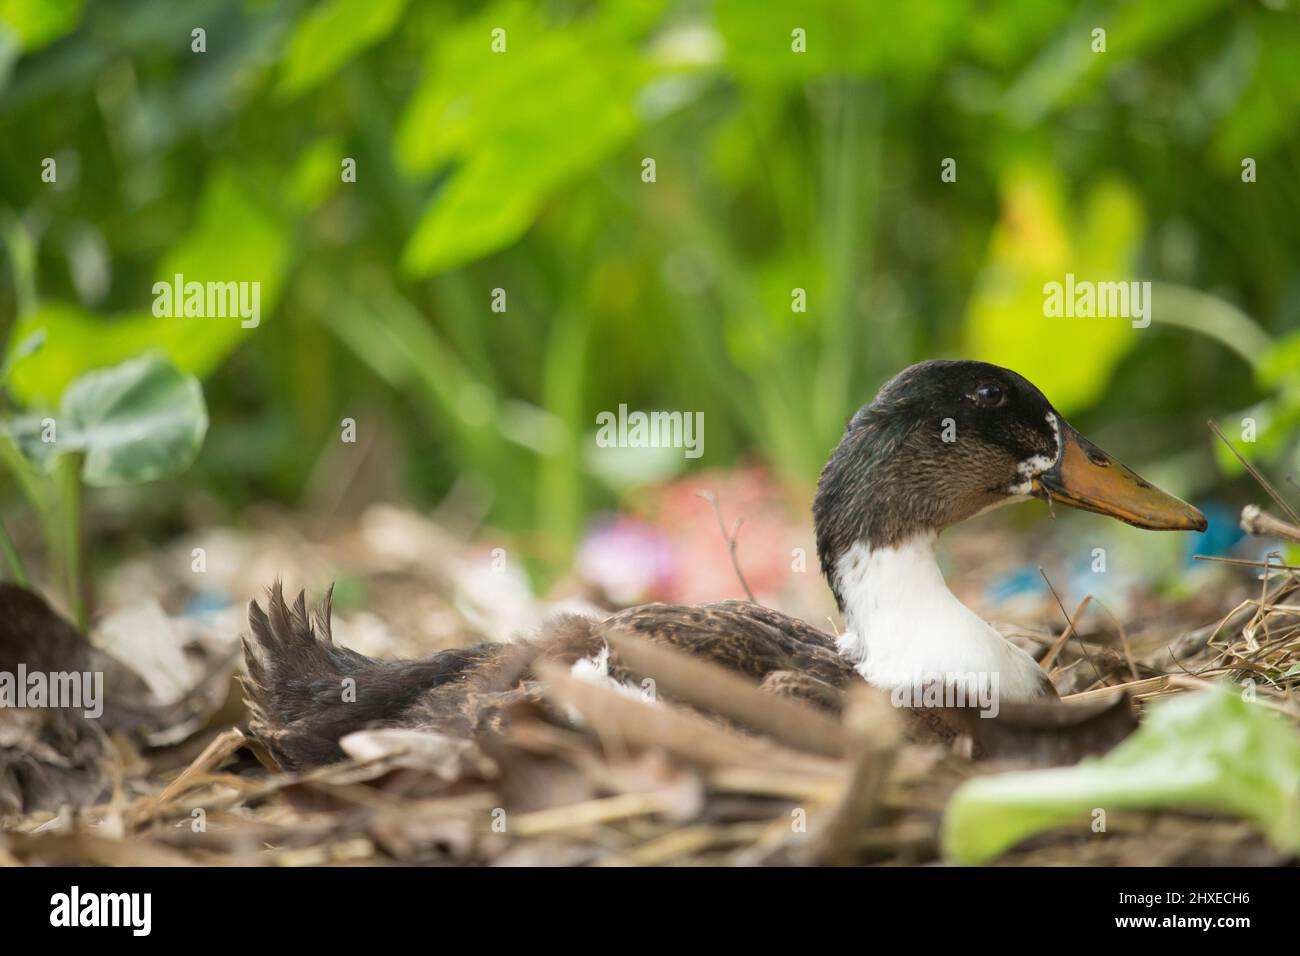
left=2, top=0, right=1300, bottom=577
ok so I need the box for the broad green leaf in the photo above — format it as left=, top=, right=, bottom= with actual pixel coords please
left=964, top=166, right=1145, bottom=415
left=10, top=355, right=208, bottom=487
left=5, top=166, right=290, bottom=406
left=157, top=165, right=292, bottom=316
left=276, top=0, right=408, bottom=99
left=6, top=303, right=222, bottom=407
left=0, top=0, right=83, bottom=52
left=395, top=3, right=641, bottom=275
left=942, top=689, right=1300, bottom=865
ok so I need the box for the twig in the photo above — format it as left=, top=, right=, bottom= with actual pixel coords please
left=1062, top=675, right=1173, bottom=704
left=604, top=628, right=845, bottom=756
left=1038, top=568, right=1107, bottom=687
left=596, top=823, right=758, bottom=866
left=795, top=688, right=899, bottom=866
left=1207, top=418, right=1300, bottom=526
left=1040, top=593, right=1092, bottom=672
left=1193, top=554, right=1300, bottom=572
left=508, top=791, right=684, bottom=838
left=1092, top=597, right=1140, bottom=682
left=1240, top=504, right=1300, bottom=544
left=533, top=660, right=839, bottom=776
left=155, top=728, right=247, bottom=806
left=697, top=491, right=756, bottom=602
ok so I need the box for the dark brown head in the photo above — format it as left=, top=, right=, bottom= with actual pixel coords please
left=813, top=360, right=1205, bottom=605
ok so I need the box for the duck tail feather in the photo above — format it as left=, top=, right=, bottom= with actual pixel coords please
left=241, top=582, right=427, bottom=770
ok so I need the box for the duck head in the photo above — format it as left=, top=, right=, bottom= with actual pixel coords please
left=815, top=359, right=1204, bottom=586
left=814, top=360, right=1205, bottom=700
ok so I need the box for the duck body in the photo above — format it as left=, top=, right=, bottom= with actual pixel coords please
left=244, top=589, right=860, bottom=769
left=243, top=360, right=1204, bottom=769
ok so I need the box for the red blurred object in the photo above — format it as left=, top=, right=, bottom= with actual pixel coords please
left=578, top=466, right=826, bottom=613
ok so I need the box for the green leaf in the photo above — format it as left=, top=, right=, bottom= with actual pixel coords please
left=942, top=689, right=1300, bottom=865
left=9, top=355, right=208, bottom=487
left=157, top=165, right=292, bottom=317
left=395, top=4, right=641, bottom=275
left=6, top=298, right=257, bottom=410
left=4, top=165, right=290, bottom=407
left=0, top=0, right=83, bottom=52
left=276, top=0, right=408, bottom=99
left=964, top=166, right=1146, bottom=415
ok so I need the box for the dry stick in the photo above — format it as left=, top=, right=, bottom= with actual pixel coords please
left=1165, top=673, right=1300, bottom=720
left=1038, top=569, right=1106, bottom=687
left=533, top=660, right=841, bottom=777
left=1193, top=554, right=1300, bottom=574
left=1040, top=592, right=1093, bottom=673
left=1240, top=504, right=1300, bottom=544
left=7, top=831, right=197, bottom=867
left=1091, top=597, right=1140, bottom=682
left=598, top=823, right=761, bottom=866
left=795, top=687, right=900, bottom=866
left=708, top=766, right=841, bottom=802
left=603, top=628, right=845, bottom=757
left=698, top=491, right=756, bottom=603
left=1242, top=601, right=1300, bottom=615
left=1255, top=552, right=1283, bottom=650
left=155, top=728, right=247, bottom=806
left=1207, top=418, right=1300, bottom=526
left=1169, top=567, right=1299, bottom=681
left=1063, top=675, right=1173, bottom=704
left=507, top=790, right=685, bottom=838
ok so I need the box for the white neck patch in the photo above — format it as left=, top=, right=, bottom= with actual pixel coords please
left=833, top=533, right=1050, bottom=702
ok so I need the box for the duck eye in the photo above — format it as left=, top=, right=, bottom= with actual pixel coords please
left=973, top=383, right=1005, bottom=407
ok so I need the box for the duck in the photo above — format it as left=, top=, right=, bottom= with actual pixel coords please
left=241, top=360, right=1206, bottom=770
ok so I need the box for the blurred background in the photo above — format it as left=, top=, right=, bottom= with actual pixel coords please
left=2, top=0, right=1300, bottom=637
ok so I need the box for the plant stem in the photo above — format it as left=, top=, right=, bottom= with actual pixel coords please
left=0, top=513, right=29, bottom=586
left=56, top=453, right=85, bottom=631
left=0, top=430, right=58, bottom=580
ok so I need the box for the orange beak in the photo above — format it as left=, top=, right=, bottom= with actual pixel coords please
left=1035, top=423, right=1207, bottom=532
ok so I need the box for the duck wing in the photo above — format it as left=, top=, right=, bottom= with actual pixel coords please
left=598, top=600, right=857, bottom=691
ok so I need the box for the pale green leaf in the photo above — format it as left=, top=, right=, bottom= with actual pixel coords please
left=942, top=689, right=1300, bottom=865
left=277, top=0, right=408, bottom=99
left=9, top=355, right=208, bottom=487
left=395, top=4, right=640, bottom=275
left=5, top=165, right=292, bottom=406
left=0, top=0, right=83, bottom=52
left=964, top=166, right=1146, bottom=415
